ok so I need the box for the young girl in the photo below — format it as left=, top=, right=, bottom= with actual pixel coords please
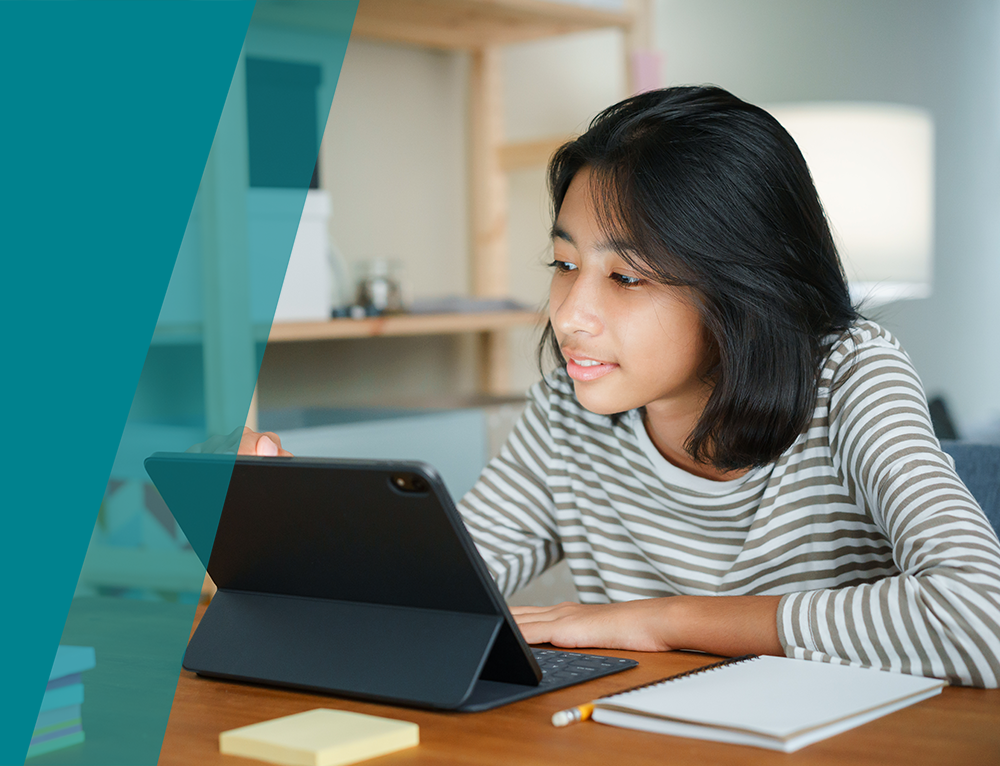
left=245, top=86, right=1000, bottom=687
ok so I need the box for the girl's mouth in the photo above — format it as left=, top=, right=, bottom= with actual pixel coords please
left=566, top=356, right=618, bottom=382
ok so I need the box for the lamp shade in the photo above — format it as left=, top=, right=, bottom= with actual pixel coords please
left=766, top=103, right=934, bottom=306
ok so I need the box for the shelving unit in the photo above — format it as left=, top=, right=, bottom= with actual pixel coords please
left=152, top=312, right=542, bottom=345
left=257, top=0, right=632, bottom=50
left=256, top=0, right=637, bottom=400
left=268, top=310, right=543, bottom=342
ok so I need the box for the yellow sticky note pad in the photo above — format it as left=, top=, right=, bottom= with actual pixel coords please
left=219, top=708, right=419, bottom=766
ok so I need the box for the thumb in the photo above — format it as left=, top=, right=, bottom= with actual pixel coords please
left=257, top=435, right=279, bottom=457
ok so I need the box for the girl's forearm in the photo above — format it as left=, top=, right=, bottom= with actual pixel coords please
left=662, top=595, right=784, bottom=657
left=510, top=594, right=785, bottom=655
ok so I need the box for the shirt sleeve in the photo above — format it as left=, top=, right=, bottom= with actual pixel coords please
left=457, top=381, right=563, bottom=597
left=776, top=333, right=1000, bottom=687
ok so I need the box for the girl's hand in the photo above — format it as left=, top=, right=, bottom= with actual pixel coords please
left=239, top=426, right=293, bottom=457
left=186, top=427, right=294, bottom=456
left=510, top=600, right=675, bottom=652
left=510, top=595, right=784, bottom=656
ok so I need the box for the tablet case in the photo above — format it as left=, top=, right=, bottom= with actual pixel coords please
left=144, top=454, right=551, bottom=711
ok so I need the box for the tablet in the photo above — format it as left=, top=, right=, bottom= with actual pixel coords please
left=145, top=453, right=636, bottom=711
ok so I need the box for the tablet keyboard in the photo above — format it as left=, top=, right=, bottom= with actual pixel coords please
left=532, top=648, right=637, bottom=688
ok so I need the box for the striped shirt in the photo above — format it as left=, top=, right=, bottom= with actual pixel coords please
left=458, top=321, right=1000, bottom=687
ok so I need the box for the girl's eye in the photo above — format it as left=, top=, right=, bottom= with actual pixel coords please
left=612, top=272, right=642, bottom=287
left=547, top=259, right=578, bottom=273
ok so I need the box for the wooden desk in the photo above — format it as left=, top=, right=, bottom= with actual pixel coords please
left=160, top=607, right=1000, bottom=765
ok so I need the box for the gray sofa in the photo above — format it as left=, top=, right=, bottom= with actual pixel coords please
left=940, top=441, right=1000, bottom=535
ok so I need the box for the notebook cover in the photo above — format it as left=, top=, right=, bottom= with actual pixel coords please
left=39, top=684, right=84, bottom=712
left=593, top=655, right=945, bottom=752
left=25, top=730, right=85, bottom=759
left=49, top=646, right=95, bottom=681
left=34, top=704, right=82, bottom=731
left=33, top=717, right=83, bottom=739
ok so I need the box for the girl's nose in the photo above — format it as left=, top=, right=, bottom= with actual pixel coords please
left=552, top=275, right=603, bottom=337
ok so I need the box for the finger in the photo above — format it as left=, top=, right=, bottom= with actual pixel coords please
left=238, top=427, right=262, bottom=456
left=509, top=605, right=558, bottom=616
left=511, top=603, right=584, bottom=622
left=518, top=621, right=581, bottom=648
left=510, top=601, right=581, bottom=615
left=265, top=435, right=294, bottom=457
left=256, top=435, right=279, bottom=456
left=512, top=612, right=564, bottom=627
left=260, top=431, right=293, bottom=457
left=516, top=621, right=554, bottom=645
left=238, top=428, right=294, bottom=457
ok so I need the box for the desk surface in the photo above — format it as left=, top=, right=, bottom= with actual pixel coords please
left=160, top=606, right=1000, bottom=766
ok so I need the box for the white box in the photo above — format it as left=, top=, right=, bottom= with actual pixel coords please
left=268, top=189, right=332, bottom=322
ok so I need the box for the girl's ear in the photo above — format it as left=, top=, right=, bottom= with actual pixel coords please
left=679, top=290, right=718, bottom=380
left=699, top=334, right=721, bottom=383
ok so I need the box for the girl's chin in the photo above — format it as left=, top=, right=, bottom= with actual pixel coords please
left=571, top=383, right=631, bottom=417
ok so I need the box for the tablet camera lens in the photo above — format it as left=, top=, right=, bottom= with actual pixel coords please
left=391, top=473, right=427, bottom=493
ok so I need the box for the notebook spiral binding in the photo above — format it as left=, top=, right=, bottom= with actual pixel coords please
left=610, top=654, right=759, bottom=698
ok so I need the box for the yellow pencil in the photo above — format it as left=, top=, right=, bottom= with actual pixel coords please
left=551, top=702, right=595, bottom=727
left=552, top=656, right=760, bottom=728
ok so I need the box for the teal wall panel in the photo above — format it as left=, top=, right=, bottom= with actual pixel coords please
left=1, top=1, right=356, bottom=763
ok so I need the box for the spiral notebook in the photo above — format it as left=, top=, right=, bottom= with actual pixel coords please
left=591, top=655, right=946, bottom=752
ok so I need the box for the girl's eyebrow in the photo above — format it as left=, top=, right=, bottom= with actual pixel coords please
left=551, top=223, right=574, bottom=245
left=551, top=222, right=634, bottom=255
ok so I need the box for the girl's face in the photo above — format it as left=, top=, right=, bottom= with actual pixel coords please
left=549, top=168, right=712, bottom=420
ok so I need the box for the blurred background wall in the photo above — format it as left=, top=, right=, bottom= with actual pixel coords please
left=654, top=0, right=1000, bottom=440
left=260, top=0, right=1000, bottom=441
left=248, top=0, right=1000, bottom=606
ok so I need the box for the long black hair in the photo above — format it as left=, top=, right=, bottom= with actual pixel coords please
left=540, top=85, right=859, bottom=471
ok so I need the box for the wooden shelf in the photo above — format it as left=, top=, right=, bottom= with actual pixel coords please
left=254, top=0, right=632, bottom=50
left=151, top=311, right=542, bottom=346
left=241, top=0, right=636, bottom=400
left=499, top=135, right=574, bottom=171
left=151, top=324, right=270, bottom=346
left=267, top=310, right=544, bottom=342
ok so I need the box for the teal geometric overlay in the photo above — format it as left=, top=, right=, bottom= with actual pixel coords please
left=1, top=0, right=355, bottom=763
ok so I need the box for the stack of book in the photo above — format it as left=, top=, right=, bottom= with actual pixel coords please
left=27, top=645, right=96, bottom=759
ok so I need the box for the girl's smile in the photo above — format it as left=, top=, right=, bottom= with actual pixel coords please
left=564, top=353, right=618, bottom=382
